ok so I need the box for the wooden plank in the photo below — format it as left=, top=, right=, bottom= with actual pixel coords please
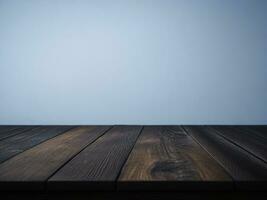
left=48, top=126, right=142, bottom=191
left=0, top=126, right=73, bottom=163
left=0, top=126, right=111, bottom=191
left=241, top=126, right=267, bottom=140
left=118, top=126, right=232, bottom=191
left=247, top=126, right=267, bottom=132
left=183, top=126, right=267, bottom=190
left=0, top=126, right=37, bottom=141
left=212, top=126, right=267, bottom=163
left=0, top=126, right=20, bottom=134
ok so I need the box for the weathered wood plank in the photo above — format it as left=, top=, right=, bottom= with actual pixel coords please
left=48, top=126, right=142, bottom=191
left=0, top=126, right=73, bottom=163
left=213, top=126, right=267, bottom=163
left=0, top=126, right=20, bottom=134
left=0, top=126, right=111, bottom=190
left=247, top=126, right=267, bottom=132
left=0, top=126, right=37, bottom=141
left=241, top=126, right=267, bottom=140
left=183, top=126, right=267, bottom=190
left=118, top=126, right=232, bottom=191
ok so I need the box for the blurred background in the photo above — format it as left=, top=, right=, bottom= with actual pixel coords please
left=0, top=0, right=266, bottom=125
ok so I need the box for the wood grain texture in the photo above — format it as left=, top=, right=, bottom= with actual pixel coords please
left=0, top=126, right=73, bottom=163
left=0, top=125, right=266, bottom=192
left=118, top=126, right=232, bottom=191
left=0, top=126, right=111, bottom=190
left=183, top=126, right=267, bottom=190
left=212, top=126, right=267, bottom=163
left=49, top=126, right=142, bottom=191
left=0, top=126, right=37, bottom=141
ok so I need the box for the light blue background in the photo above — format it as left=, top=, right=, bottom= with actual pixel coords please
left=0, top=0, right=267, bottom=125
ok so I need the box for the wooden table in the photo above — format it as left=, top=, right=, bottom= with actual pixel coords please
left=0, top=125, right=266, bottom=199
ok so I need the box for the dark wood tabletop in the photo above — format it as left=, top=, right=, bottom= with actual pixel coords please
left=0, top=125, right=266, bottom=199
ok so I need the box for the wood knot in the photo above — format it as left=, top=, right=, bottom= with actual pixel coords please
left=150, top=160, right=200, bottom=180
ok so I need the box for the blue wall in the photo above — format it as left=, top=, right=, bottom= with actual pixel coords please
left=0, top=0, right=266, bottom=125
